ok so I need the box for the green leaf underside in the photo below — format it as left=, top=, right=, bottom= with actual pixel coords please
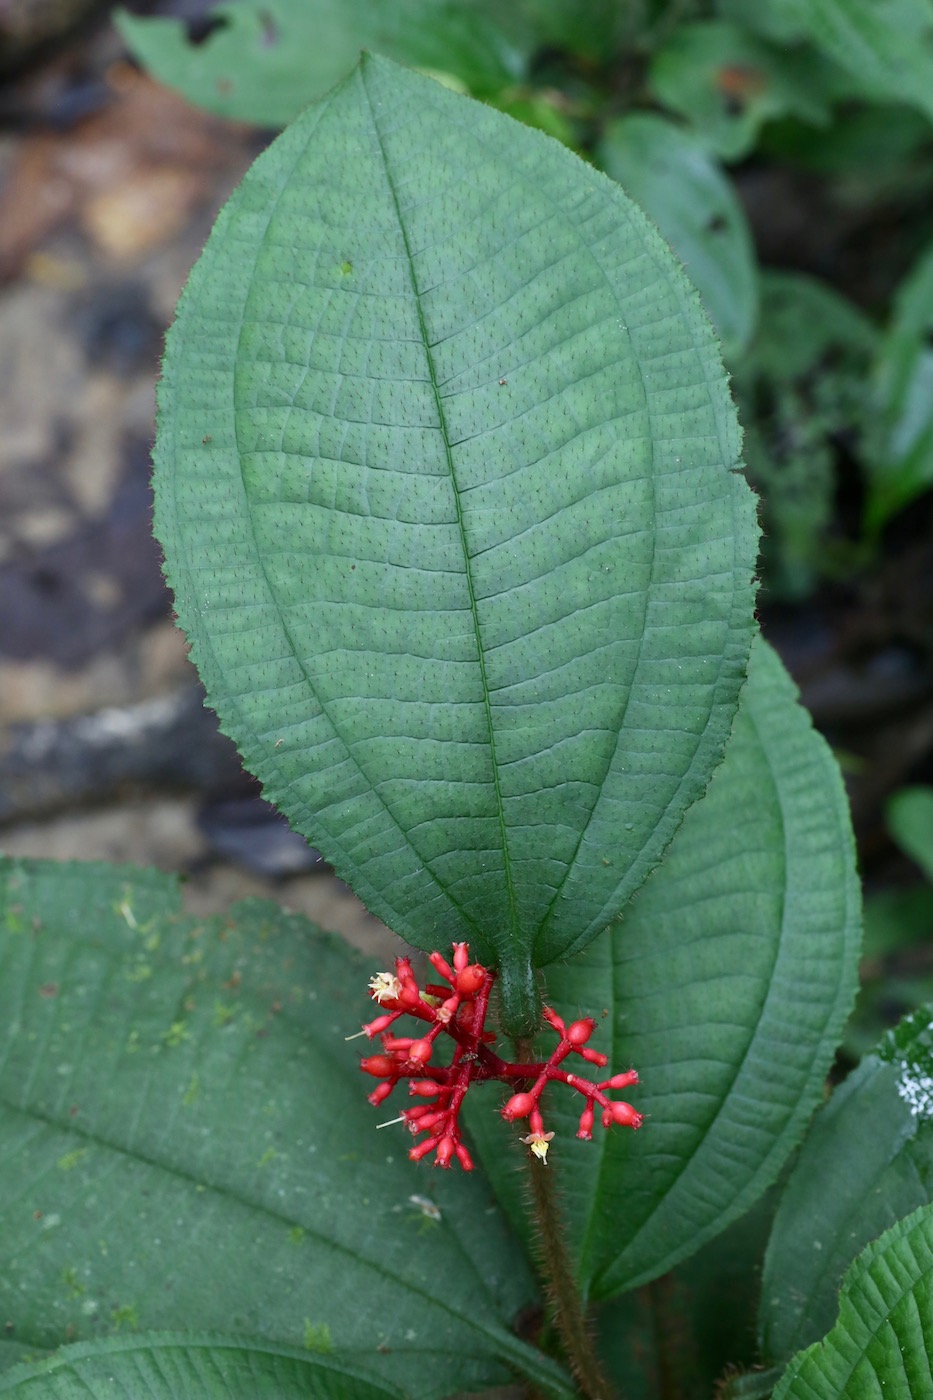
left=155, top=55, right=758, bottom=1007
left=0, top=859, right=572, bottom=1400
left=0, top=1334, right=405, bottom=1400
left=760, top=1004, right=933, bottom=1364
left=115, top=1, right=530, bottom=127
left=597, top=112, right=758, bottom=355
left=466, top=637, right=861, bottom=1297
left=772, top=1203, right=933, bottom=1400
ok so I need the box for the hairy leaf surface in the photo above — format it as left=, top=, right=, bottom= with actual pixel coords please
left=467, top=638, right=860, bottom=1295
left=772, top=1203, right=933, bottom=1400
left=154, top=55, right=758, bottom=1031
left=0, top=859, right=571, bottom=1400
left=760, top=1004, right=933, bottom=1363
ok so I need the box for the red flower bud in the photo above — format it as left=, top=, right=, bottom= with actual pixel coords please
left=429, top=951, right=454, bottom=981
left=602, top=1070, right=639, bottom=1090
left=408, top=1038, right=433, bottom=1065
left=455, top=964, right=486, bottom=996
left=435, top=1137, right=455, bottom=1168
left=409, top=1079, right=440, bottom=1097
left=580, top=1047, right=609, bottom=1067
left=360, top=1054, right=396, bottom=1078
left=577, top=1103, right=595, bottom=1140
left=409, top=1137, right=439, bottom=1162
left=501, top=1092, right=535, bottom=1121
left=455, top=1142, right=474, bottom=1171
left=602, top=1101, right=643, bottom=1129
left=453, top=943, right=470, bottom=972
left=567, top=1018, right=596, bottom=1046
left=368, top=1081, right=395, bottom=1107
left=409, top=1110, right=445, bottom=1133
left=363, top=1014, right=396, bottom=1037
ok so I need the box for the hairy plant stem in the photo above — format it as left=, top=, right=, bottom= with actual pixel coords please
left=516, top=1037, right=619, bottom=1400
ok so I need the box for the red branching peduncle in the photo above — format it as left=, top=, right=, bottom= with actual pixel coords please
left=354, top=942, right=642, bottom=1170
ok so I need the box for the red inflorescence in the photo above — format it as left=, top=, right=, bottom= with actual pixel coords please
left=353, top=942, right=642, bottom=1170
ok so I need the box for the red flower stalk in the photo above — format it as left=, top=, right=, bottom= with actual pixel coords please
left=354, top=942, right=642, bottom=1170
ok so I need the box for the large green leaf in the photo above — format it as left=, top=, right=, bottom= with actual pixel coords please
left=466, top=637, right=861, bottom=1295
left=116, top=1, right=531, bottom=126
left=772, top=1203, right=933, bottom=1399
left=154, top=54, right=758, bottom=1035
left=760, top=1004, right=933, bottom=1364
left=0, top=1334, right=405, bottom=1400
left=596, top=113, right=758, bottom=355
left=0, top=858, right=573, bottom=1400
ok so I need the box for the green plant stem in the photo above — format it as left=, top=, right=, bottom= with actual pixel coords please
left=516, top=1038, right=619, bottom=1400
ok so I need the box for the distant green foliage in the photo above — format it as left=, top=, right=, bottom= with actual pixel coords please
left=731, top=273, right=878, bottom=599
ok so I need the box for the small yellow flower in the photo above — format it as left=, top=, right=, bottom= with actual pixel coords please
left=521, top=1130, right=555, bottom=1163
left=369, top=972, right=402, bottom=1004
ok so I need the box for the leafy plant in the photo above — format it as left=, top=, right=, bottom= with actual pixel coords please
left=7, top=6, right=933, bottom=1397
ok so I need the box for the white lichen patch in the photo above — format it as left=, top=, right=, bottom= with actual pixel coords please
left=895, top=1065, right=933, bottom=1119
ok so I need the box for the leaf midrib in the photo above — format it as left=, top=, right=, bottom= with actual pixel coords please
left=0, top=939, right=512, bottom=1348
left=0, top=1086, right=573, bottom=1396
left=360, top=63, right=522, bottom=952
left=166, top=88, right=488, bottom=951
left=0, top=1093, right=513, bottom=1348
